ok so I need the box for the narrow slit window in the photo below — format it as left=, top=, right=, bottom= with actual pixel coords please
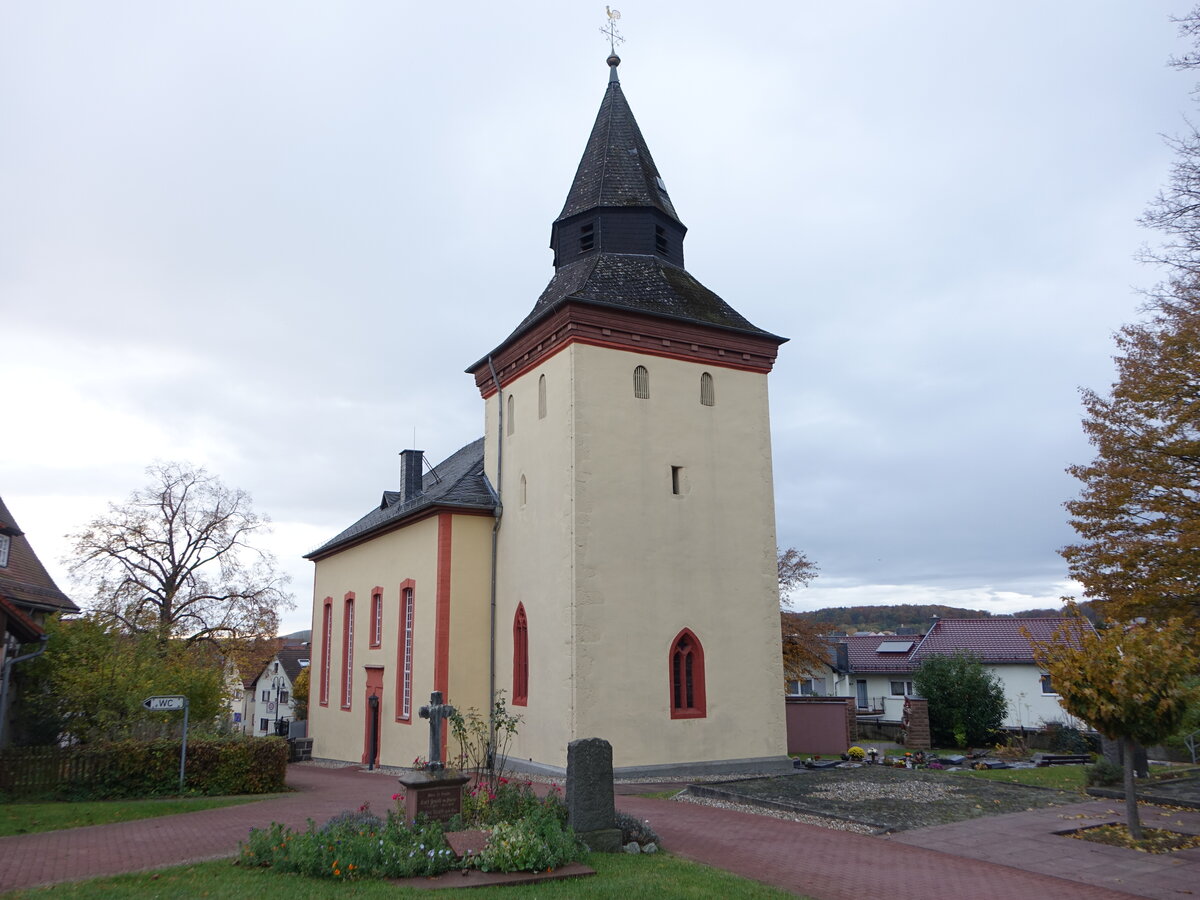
left=520, top=473, right=527, bottom=507
left=397, top=584, right=415, bottom=721
left=342, top=595, right=355, bottom=709
left=580, top=222, right=595, bottom=252
left=700, top=372, right=715, bottom=406
left=370, top=588, right=382, bottom=648
left=633, top=365, right=649, bottom=399
left=671, top=466, right=682, bottom=495
left=506, top=394, right=515, bottom=435
left=319, top=599, right=332, bottom=705
left=513, top=603, right=529, bottom=706
left=538, top=374, right=547, bottom=419
left=655, top=224, right=667, bottom=255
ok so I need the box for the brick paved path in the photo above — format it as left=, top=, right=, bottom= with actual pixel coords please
left=0, top=764, right=1159, bottom=899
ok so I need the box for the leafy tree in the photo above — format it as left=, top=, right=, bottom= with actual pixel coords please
left=1061, top=285, right=1200, bottom=630
left=777, top=548, right=829, bottom=682
left=291, top=666, right=310, bottom=721
left=14, top=614, right=229, bottom=744
left=1027, top=612, right=1197, bottom=840
left=1063, top=8, right=1200, bottom=632
left=912, top=651, right=1006, bottom=748
left=777, top=547, right=818, bottom=602
left=68, top=462, right=292, bottom=646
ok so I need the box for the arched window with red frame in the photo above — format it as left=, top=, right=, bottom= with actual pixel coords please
left=513, top=603, right=529, bottom=706
left=319, top=598, right=332, bottom=706
left=669, top=628, right=706, bottom=719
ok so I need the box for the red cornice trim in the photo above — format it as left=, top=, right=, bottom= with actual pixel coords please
left=470, top=302, right=782, bottom=397
left=307, top=506, right=493, bottom=562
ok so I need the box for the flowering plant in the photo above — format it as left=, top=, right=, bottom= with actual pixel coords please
left=846, top=746, right=866, bottom=761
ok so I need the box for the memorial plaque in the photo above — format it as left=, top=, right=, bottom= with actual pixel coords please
left=397, top=770, right=470, bottom=823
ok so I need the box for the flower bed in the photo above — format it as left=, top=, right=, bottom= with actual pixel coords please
left=238, top=781, right=588, bottom=881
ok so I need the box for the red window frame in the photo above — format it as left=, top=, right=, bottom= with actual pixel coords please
left=319, top=598, right=332, bottom=706
left=669, top=628, right=706, bottom=719
left=395, top=580, right=416, bottom=722
left=512, top=603, right=529, bottom=706
left=369, top=587, right=383, bottom=648
left=341, top=592, right=355, bottom=710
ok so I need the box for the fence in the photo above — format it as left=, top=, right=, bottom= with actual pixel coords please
left=0, top=746, right=109, bottom=799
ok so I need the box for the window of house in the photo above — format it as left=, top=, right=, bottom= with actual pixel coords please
left=279, top=690, right=289, bottom=704
left=669, top=629, right=706, bottom=719
left=506, top=394, right=515, bottom=435
left=655, top=224, right=668, bottom=255
left=260, top=718, right=269, bottom=732
left=1040, top=673, right=1056, bottom=695
left=889, top=680, right=915, bottom=697
left=700, top=372, right=715, bottom=406
left=397, top=583, right=415, bottom=721
left=0, top=534, right=9, bottom=567
left=342, top=594, right=355, bottom=709
left=370, top=588, right=383, bottom=648
left=633, top=365, right=649, bottom=399
left=513, top=603, right=529, bottom=706
left=580, top=222, right=595, bottom=252
left=538, top=374, right=547, bottom=419
left=261, top=689, right=269, bottom=702
left=319, top=599, right=332, bottom=706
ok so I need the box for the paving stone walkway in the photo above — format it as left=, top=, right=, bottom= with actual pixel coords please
left=0, top=763, right=1191, bottom=898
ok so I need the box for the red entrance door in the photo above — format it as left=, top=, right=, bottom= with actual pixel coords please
left=363, top=667, right=384, bottom=766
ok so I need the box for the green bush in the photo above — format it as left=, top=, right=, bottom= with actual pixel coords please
left=912, top=652, right=1007, bottom=748
left=451, top=779, right=566, bottom=829
left=1086, top=757, right=1125, bottom=787
left=473, top=805, right=583, bottom=873
left=1, top=737, right=287, bottom=800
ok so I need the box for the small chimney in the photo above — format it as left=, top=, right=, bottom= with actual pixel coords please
left=401, top=449, right=424, bottom=502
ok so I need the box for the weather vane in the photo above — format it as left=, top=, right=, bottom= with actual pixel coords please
left=601, top=7, right=625, bottom=54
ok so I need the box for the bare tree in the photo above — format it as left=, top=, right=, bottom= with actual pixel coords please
left=68, top=462, right=292, bottom=645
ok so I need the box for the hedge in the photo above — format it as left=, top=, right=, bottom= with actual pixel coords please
left=0, top=736, right=289, bottom=801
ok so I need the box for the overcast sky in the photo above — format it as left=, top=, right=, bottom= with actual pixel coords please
left=3, top=1, right=1192, bottom=635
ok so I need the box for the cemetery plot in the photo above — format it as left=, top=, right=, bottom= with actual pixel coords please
left=690, top=766, right=1091, bottom=832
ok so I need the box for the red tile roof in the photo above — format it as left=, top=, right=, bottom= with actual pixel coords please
left=911, top=617, right=1085, bottom=664
left=842, top=633, right=925, bottom=672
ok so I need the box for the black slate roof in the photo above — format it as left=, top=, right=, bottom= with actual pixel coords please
left=504, top=252, right=780, bottom=342
left=557, top=67, right=680, bottom=225
left=305, top=439, right=495, bottom=559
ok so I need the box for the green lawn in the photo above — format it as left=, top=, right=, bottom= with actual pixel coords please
left=955, top=763, right=1183, bottom=792
left=2, top=854, right=803, bottom=899
left=0, top=795, right=271, bottom=837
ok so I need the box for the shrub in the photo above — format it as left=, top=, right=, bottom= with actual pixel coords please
left=1043, top=721, right=1094, bottom=755
left=472, top=806, right=582, bottom=873
left=615, top=811, right=660, bottom=846
left=1087, top=757, right=1125, bottom=787
left=912, top=652, right=1007, bottom=748
left=320, top=804, right=384, bottom=834
left=452, top=779, right=566, bottom=830
left=846, top=746, right=866, bottom=761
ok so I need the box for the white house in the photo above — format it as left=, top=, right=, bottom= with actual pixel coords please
left=247, top=645, right=309, bottom=737
left=801, top=618, right=1088, bottom=731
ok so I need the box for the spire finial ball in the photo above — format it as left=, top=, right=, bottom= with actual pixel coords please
left=607, top=53, right=621, bottom=68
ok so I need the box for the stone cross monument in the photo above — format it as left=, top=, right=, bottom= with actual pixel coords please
left=396, top=690, right=468, bottom=822
left=418, top=690, right=455, bottom=772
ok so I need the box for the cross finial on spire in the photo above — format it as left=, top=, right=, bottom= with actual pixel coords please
left=601, top=7, right=625, bottom=55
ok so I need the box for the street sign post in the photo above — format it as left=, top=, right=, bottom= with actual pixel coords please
left=143, top=695, right=190, bottom=793
left=142, top=695, right=186, bottom=711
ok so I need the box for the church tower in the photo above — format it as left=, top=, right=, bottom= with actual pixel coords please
left=468, top=54, right=789, bottom=775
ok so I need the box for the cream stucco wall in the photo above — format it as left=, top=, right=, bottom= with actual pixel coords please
left=308, top=513, right=492, bottom=767
left=486, top=342, right=787, bottom=770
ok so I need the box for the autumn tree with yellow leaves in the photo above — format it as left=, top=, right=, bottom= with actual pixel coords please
left=1027, top=612, right=1197, bottom=840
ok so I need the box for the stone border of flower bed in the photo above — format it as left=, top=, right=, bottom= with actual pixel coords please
left=387, top=860, right=595, bottom=890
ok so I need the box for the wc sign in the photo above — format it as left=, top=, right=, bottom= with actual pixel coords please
left=142, top=695, right=190, bottom=793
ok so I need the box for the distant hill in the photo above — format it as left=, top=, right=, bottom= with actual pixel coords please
left=789, top=602, right=1095, bottom=635
left=281, top=629, right=311, bottom=644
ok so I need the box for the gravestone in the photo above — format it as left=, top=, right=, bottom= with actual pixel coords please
left=395, top=691, right=469, bottom=823
left=565, top=738, right=621, bottom=852
left=1101, top=736, right=1149, bottom=778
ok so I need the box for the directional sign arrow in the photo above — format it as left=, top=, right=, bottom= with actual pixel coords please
left=143, top=695, right=187, bottom=711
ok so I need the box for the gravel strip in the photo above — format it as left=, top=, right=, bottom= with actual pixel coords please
left=675, top=792, right=876, bottom=834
